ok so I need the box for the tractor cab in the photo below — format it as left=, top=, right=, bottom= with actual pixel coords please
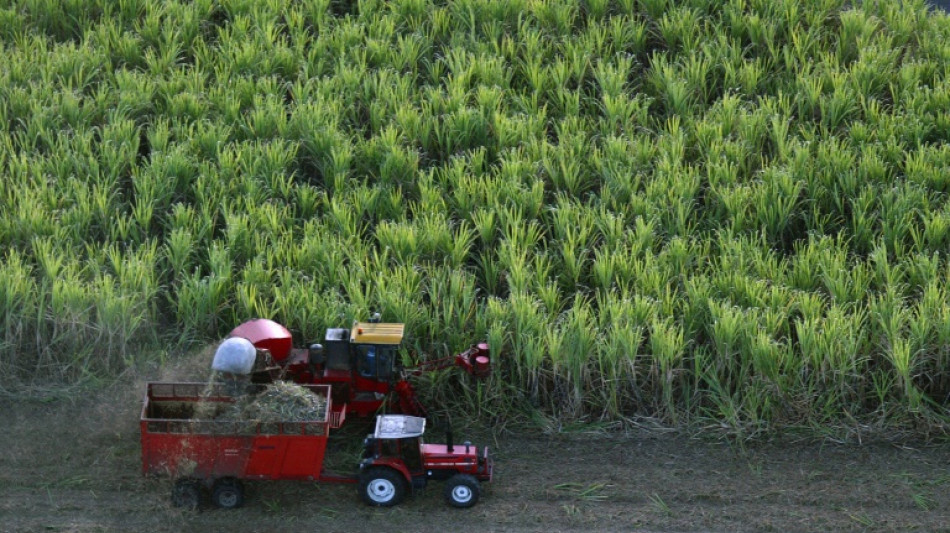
left=320, top=321, right=404, bottom=382
left=361, top=415, right=427, bottom=477
left=318, top=322, right=405, bottom=415
left=359, top=415, right=493, bottom=508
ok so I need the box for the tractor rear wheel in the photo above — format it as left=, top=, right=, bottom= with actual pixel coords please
left=359, top=467, right=407, bottom=507
left=171, top=478, right=201, bottom=509
left=444, top=474, right=480, bottom=508
left=211, top=478, right=244, bottom=509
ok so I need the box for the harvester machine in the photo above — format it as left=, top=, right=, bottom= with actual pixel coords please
left=228, top=317, right=491, bottom=422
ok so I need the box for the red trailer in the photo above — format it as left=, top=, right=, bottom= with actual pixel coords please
left=140, top=382, right=492, bottom=509
left=140, top=381, right=346, bottom=508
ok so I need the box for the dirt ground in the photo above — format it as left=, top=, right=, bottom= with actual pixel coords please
left=2, top=356, right=950, bottom=533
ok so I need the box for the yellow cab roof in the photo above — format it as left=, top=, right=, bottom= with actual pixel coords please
left=350, top=322, right=405, bottom=345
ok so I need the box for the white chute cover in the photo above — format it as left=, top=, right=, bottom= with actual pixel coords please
left=212, top=337, right=256, bottom=375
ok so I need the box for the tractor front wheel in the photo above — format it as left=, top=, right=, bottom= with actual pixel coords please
left=359, top=467, right=407, bottom=507
left=211, top=478, right=244, bottom=509
left=444, top=474, right=480, bottom=508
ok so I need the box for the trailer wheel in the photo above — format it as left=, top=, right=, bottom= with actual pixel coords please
left=171, top=479, right=201, bottom=509
left=359, top=468, right=407, bottom=507
left=212, top=478, right=244, bottom=509
left=444, top=474, right=480, bottom=508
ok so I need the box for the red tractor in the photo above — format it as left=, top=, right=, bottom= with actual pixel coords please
left=359, top=414, right=492, bottom=508
left=230, top=317, right=491, bottom=421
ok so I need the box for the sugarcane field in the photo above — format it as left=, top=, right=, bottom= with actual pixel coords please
left=3, top=0, right=950, bottom=531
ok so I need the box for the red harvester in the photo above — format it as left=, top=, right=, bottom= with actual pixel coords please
left=231, top=317, right=491, bottom=420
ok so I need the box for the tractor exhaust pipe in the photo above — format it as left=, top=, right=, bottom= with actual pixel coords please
left=446, top=428, right=454, bottom=453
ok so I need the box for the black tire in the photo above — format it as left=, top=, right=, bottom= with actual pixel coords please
left=444, top=474, right=480, bottom=508
left=359, top=467, right=407, bottom=507
left=211, top=478, right=244, bottom=509
left=171, top=478, right=201, bottom=509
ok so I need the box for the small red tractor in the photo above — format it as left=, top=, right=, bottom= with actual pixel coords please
left=140, top=382, right=493, bottom=509
left=231, top=317, right=492, bottom=420
left=359, top=414, right=491, bottom=507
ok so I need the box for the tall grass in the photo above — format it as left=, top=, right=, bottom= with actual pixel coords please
left=2, top=0, right=950, bottom=434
